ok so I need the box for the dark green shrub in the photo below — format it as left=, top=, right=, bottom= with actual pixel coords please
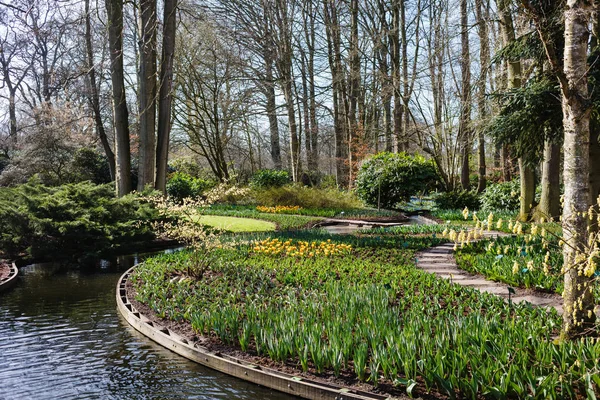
left=355, top=152, right=439, bottom=209
left=250, top=169, right=290, bottom=188
left=68, top=148, right=112, bottom=184
left=480, top=179, right=521, bottom=211
left=166, top=172, right=214, bottom=201
left=481, top=179, right=543, bottom=212
left=434, top=190, right=481, bottom=210
left=0, top=180, right=157, bottom=259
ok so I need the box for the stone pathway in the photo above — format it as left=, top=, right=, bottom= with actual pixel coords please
left=416, top=233, right=564, bottom=313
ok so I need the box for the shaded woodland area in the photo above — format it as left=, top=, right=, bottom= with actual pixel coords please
left=0, top=0, right=580, bottom=201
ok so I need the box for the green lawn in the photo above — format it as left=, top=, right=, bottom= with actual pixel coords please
left=195, top=215, right=276, bottom=232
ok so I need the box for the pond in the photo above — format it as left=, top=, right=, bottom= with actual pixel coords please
left=0, top=254, right=295, bottom=400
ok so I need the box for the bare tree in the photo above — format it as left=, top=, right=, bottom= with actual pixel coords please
left=137, top=0, right=158, bottom=190
left=155, top=0, right=177, bottom=193
left=173, top=21, right=250, bottom=181
left=0, top=8, right=30, bottom=143
left=84, top=0, right=115, bottom=179
left=273, top=0, right=300, bottom=181
left=106, top=0, right=132, bottom=196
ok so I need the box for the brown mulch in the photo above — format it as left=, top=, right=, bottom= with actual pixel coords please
left=0, top=262, right=10, bottom=281
left=124, top=278, right=446, bottom=400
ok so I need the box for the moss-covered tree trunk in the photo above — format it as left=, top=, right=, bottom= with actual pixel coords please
left=537, top=140, right=561, bottom=220
left=459, top=0, right=471, bottom=191
left=561, top=0, right=596, bottom=339
left=498, top=0, right=520, bottom=189
left=518, top=159, right=535, bottom=220
left=475, top=0, right=489, bottom=193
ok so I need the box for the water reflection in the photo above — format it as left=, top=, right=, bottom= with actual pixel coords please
left=0, top=254, right=294, bottom=400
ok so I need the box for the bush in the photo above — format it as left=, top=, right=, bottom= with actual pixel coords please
left=68, top=148, right=112, bottom=184
left=166, top=172, right=214, bottom=201
left=480, top=179, right=521, bottom=211
left=250, top=169, right=290, bottom=188
left=434, top=190, right=481, bottom=210
left=251, top=185, right=362, bottom=209
left=0, top=180, right=157, bottom=259
left=355, top=152, right=439, bottom=209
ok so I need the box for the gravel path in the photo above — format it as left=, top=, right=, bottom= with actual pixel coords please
left=416, top=232, right=564, bottom=313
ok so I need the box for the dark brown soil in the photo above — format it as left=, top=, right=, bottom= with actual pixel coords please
left=125, top=279, right=445, bottom=400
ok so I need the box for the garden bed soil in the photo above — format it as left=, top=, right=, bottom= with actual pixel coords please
left=0, top=262, right=10, bottom=280
left=125, top=280, right=442, bottom=400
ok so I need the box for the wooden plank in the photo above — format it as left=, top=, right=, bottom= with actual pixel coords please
left=0, top=263, right=19, bottom=293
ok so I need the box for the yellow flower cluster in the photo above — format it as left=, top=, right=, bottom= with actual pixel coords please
left=252, top=238, right=352, bottom=257
left=256, top=205, right=302, bottom=214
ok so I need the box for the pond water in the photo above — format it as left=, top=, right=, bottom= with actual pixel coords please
left=0, top=254, right=295, bottom=400
left=320, top=214, right=434, bottom=234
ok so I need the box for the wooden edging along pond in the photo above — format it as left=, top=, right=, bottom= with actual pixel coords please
left=0, top=263, right=19, bottom=294
left=116, top=266, right=400, bottom=400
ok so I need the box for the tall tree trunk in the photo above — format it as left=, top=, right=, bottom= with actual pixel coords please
left=519, top=159, right=535, bottom=220
left=282, top=71, right=299, bottom=182
left=302, top=0, right=318, bottom=172
left=106, top=0, right=132, bottom=196
left=459, top=0, right=471, bottom=190
left=138, top=0, right=157, bottom=190
left=274, top=0, right=300, bottom=182
left=537, top=140, right=561, bottom=220
left=263, top=27, right=282, bottom=169
left=589, top=3, right=600, bottom=207
left=501, top=145, right=513, bottom=181
left=85, top=0, right=115, bottom=179
left=348, top=0, right=360, bottom=187
left=475, top=0, right=488, bottom=193
left=499, top=0, right=534, bottom=214
left=8, top=92, right=17, bottom=143
left=400, top=0, right=410, bottom=151
left=323, top=0, right=349, bottom=188
left=561, top=0, right=596, bottom=339
left=590, top=128, right=600, bottom=205
left=301, top=52, right=312, bottom=173
left=391, top=0, right=402, bottom=153
left=155, top=0, right=177, bottom=193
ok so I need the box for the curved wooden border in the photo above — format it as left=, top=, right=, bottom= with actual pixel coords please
left=0, top=263, right=19, bottom=294
left=117, top=267, right=399, bottom=400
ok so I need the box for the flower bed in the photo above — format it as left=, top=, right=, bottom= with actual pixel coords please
left=131, top=232, right=599, bottom=399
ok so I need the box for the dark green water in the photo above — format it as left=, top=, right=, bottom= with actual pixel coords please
left=0, top=255, right=295, bottom=400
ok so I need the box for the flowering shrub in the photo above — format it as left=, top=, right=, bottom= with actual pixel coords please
left=252, top=238, right=352, bottom=258
left=256, top=205, right=302, bottom=214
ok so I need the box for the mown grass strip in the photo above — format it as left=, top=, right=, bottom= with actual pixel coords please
left=193, top=215, right=276, bottom=232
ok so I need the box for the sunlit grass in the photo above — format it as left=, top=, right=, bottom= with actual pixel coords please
left=193, top=215, right=276, bottom=232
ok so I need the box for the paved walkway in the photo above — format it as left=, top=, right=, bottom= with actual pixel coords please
left=416, top=232, right=564, bottom=313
